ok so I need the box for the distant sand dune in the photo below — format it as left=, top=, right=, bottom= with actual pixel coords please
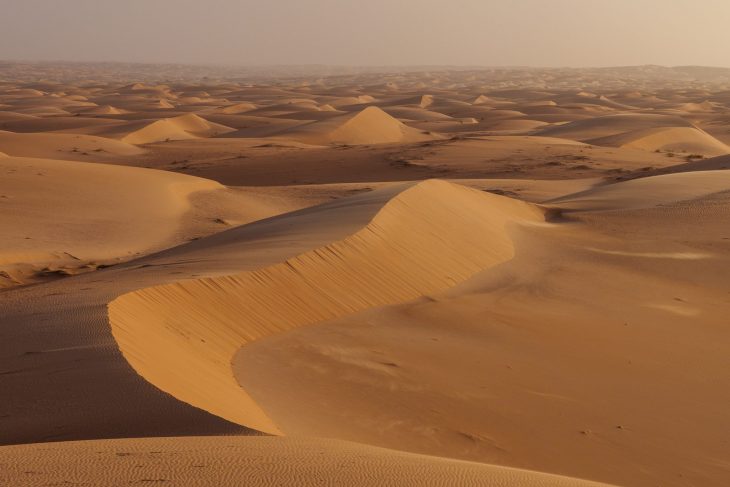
left=587, top=126, right=730, bottom=156
left=121, top=113, right=235, bottom=144
left=276, top=106, right=437, bottom=145
left=0, top=130, right=144, bottom=158
left=81, top=104, right=129, bottom=115
left=535, top=114, right=694, bottom=141
left=548, top=170, right=730, bottom=210
left=219, top=102, right=257, bottom=114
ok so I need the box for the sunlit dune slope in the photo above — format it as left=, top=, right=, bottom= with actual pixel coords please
left=0, top=156, right=220, bottom=286
left=108, top=180, right=544, bottom=434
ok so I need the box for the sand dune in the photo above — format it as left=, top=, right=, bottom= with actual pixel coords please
left=535, top=114, right=694, bottom=141
left=676, top=101, right=718, bottom=112
left=108, top=180, right=543, bottom=434
left=121, top=113, right=236, bottom=144
left=383, top=106, right=454, bottom=121
left=219, top=101, right=257, bottom=114
left=472, top=94, right=494, bottom=105
left=548, top=169, right=730, bottom=210
left=0, top=115, right=122, bottom=133
left=203, top=114, right=311, bottom=137
left=654, top=153, right=730, bottom=174
left=587, top=126, right=730, bottom=156
left=155, top=98, right=175, bottom=108
left=0, top=156, right=223, bottom=287
left=0, top=130, right=144, bottom=159
left=276, top=106, right=436, bottom=145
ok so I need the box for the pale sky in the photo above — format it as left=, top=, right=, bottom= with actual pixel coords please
left=1, top=0, right=729, bottom=67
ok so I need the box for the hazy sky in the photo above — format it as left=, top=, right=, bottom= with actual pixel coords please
left=1, top=0, right=729, bottom=67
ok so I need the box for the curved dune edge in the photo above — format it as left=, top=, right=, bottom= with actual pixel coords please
left=108, top=180, right=545, bottom=435
left=0, top=436, right=617, bottom=487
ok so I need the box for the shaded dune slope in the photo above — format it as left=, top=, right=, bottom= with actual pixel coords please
left=108, top=180, right=544, bottom=434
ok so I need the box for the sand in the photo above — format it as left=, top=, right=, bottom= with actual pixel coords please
left=0, top=437, right=615, bottom=487
left=108, top=180, right=544, bottom=434
left=2, top=63, right=730, bottom=487
left=276, top=106, right=437, bottom=145
left=121, top=114, right=237, bottom=144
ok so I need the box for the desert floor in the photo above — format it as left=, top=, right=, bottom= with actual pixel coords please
left=1, top=64, right=729, bottom=486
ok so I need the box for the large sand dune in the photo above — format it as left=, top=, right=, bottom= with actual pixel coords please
left=108, top=180, right=544, bottom=433
left=232, top=172, right=730, bottom=487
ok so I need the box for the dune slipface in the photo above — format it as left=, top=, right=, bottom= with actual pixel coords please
left=108, top=180, right=544, bottom=433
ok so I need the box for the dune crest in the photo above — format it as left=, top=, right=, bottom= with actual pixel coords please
left=108, top=180, right=544, bottom=434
